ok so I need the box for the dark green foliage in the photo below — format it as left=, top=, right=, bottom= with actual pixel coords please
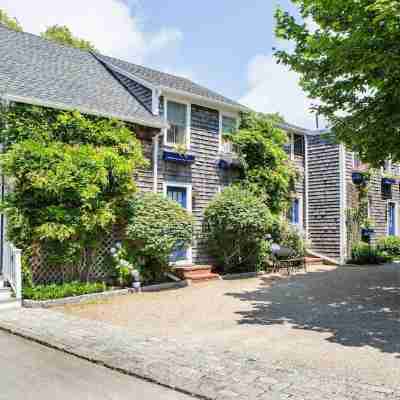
left=0, top=104, right=147, bottom=280
left=23, top=281, right=107, bottom=301
left=204, top=186, right=275, bottom=273
left=275, top=0, right=400, bottom=166
left=230, top=112, right=298, bottom=214
left=350, top=242, right=387, bottom=265
left=124, top=193, right=193, bottom=284
left=376, top=236, right=400, bottom=260
left=41, top=25, right=97, bottom=51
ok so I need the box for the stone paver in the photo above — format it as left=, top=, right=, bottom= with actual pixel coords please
left=0, top=306, right=399, bottom=400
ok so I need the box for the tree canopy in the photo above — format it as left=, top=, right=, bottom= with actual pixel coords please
left=275, top=0, right=400, bottom=166
left=0, top=9, right=22, bottom=32
left=41, top=25, right=97, bottom=51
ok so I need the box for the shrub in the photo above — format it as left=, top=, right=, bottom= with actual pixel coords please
left=23, top=281, right=107, bottom=301
left=203, top=185, right=275, bottom=273
left=124, top=193, right=193, bottom=284
left=273, top=220, right=306, bottom=257
left=376, top=236, right=400, bottom=260
left=350, top=242, right=387, bottom=265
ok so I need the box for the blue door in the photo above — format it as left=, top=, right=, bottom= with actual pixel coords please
left=389, top=203, right=396, bottom=236
left=167, top=186, right=188, bottom=261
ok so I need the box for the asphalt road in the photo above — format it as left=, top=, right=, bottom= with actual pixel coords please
left=0, top=330, right=192, bottom=400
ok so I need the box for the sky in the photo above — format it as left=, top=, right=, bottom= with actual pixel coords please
left=0, top=0, right=320, bottom=129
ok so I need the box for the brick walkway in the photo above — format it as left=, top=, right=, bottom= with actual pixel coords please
left=0, top=308, right=398, bottom=400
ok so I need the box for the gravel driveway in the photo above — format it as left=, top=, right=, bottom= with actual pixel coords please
left=60, top=264, right=400, bottom=388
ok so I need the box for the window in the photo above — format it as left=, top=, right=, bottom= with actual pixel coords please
left=293, top=134, right=305, bottom=156
left=289, top=197, right=302, bottom=226
left=166, top=100, right=188, bottom=146
left=220, top=115, right=238, bottom=153
left=388, top=202, right=397, bottom=236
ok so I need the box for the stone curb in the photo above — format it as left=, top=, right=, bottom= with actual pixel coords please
left=23, top=280, right=189, bottom=308
left=0, top=321, right=207, bottom=400
left=221, top=271, right=266, bottom=280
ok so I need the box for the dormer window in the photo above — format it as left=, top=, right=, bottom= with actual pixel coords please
left=165, top=100, right=190, bottom=147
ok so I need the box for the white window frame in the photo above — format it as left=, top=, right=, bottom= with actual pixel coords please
left=289, top=195, right=303, bottom=228
left=387, top=201, right=399, bottom=236
left=219, top=112, right=239, bottom=154
left=163, top=97, right=191, bottom=149
left=163, top=181, right=193, bottom=265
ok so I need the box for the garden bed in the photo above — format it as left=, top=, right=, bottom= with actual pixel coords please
left=22, top=280, right=189, bottom=308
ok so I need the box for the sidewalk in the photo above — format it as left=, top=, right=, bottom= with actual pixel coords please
left=0, top=308, right=398, bottom=400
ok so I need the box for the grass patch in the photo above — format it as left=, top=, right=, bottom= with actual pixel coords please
left=23, top=281, right=108, bottom=301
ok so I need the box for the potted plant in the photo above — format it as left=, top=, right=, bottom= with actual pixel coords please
left=352, top=171, right=370, bottom=185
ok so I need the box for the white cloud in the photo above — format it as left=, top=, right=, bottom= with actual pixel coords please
left=240, top=54, right=321, bottom=129
left=0, top=0, right=182, bottom=64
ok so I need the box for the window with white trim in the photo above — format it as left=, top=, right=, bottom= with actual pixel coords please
left=220, top=115, right=238, bottom=154
left=166, top=100, right=188, bottom=146
left=288, top=197, right=302, bottom=227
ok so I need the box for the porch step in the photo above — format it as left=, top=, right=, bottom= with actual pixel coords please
left=0, top=299, right=21, bottom=310
left=174, top=265, right=221, bottom=283
left=304, top=257, right=325, bottom=266
left=0, top=288, right=12, bottom=301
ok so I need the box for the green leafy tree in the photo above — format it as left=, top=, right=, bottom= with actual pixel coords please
left=0, top=9, right=22, bottom=32
left=41, top=25, right=97, bottom=51
left=275, top=0, right=400, bottom=166
left=0, top=104, right=146, bottom=281
left=229, top=112, right=298, bottom=214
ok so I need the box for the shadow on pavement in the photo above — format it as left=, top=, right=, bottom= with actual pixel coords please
left=226, top=264, right=400, bottom=356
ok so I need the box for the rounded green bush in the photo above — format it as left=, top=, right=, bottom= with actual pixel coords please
left=203, top=185, right=275, bottom=273
left=124, top=192, right=193, bottom=283
left=376, top=236, right=400, bottom=260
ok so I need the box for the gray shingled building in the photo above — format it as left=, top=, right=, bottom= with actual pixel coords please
left=0, top=25, right=397, bottom=283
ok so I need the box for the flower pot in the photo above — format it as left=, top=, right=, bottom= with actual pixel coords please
left=352, top=172, right=368, bottom=185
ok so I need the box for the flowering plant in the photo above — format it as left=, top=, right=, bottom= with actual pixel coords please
left=110, top=242, right=139, bottom=287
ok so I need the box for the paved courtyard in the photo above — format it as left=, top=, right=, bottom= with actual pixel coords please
left=1, top=264, right=400, bottom=399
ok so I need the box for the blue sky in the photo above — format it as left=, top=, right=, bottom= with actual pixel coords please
left=0, top=0, right=316, bottom=128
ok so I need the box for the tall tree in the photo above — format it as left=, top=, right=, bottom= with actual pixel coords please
left=41, top=25, right=97, bottom=51
left=0, top=9, right=22, bottom=32
left=275, top=0, right=400, bottom=166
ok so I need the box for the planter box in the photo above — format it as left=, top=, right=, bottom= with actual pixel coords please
left=217, top=158, right=241, bottom=170
left=163, top=151, right=195, bottom=164
left=352, top=172, right=368, bottom=185
left=382, top=177, right=396, bottom=186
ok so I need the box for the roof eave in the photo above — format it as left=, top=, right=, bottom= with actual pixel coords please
left=1, top=93, right=168, bottom=130
left=160, top=86, right=250, bottom=113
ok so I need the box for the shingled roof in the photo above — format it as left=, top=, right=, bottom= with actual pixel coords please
left=96, top=53, right=246, bottom=110
left=0, top=25, right=246, bottom=127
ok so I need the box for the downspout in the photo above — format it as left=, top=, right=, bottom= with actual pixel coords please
left=0, top=97, right=10, bottom=273
left=339, top=143, right=347, bottom=264
left=152, top=133, right=160, bottom=193
left=304, top=134, right=309, bottom=236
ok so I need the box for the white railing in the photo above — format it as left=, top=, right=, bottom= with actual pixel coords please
left=3, top=241, right=22, bottom=300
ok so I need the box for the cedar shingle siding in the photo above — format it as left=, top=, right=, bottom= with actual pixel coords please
left=307, top=135, right=342, bottom=259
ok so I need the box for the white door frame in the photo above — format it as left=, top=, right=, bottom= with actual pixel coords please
left=163, top=181, right=193, bottom=265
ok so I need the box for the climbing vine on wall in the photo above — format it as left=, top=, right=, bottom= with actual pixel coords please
left=0, top=103, right=147, bottom=281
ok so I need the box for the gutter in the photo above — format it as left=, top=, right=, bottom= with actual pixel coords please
left=1, top=94, right=168, bottom=130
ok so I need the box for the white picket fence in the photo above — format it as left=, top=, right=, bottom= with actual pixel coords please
left=3, top=241, right=22, bottom=300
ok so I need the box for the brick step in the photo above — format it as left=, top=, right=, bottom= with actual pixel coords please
left=304, top=257, right=324, bottom=265
left=174, top=265, right=220, bottom=283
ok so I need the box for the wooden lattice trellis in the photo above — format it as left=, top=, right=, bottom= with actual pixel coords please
left=30, top=230, right=122, bottom=285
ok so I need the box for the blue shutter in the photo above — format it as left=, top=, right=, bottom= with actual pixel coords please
left=389, top=203, right=396, bottom=236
